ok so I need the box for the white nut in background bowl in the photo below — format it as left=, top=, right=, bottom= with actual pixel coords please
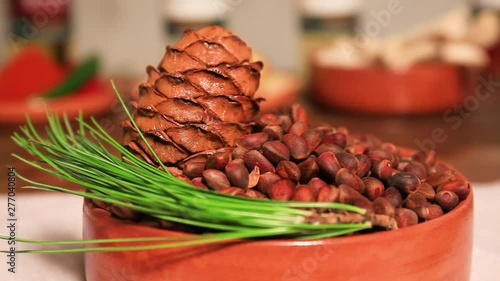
left=440, top=41, right=490, bottom=67
left=381, top=39, right=439, bottom=70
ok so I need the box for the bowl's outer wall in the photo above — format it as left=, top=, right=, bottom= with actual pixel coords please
left=83, top=192, right=473, bottom=281
left=309, top=62, right=468, bottom=115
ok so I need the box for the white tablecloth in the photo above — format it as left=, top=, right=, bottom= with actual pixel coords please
left=1, top=182, right=499, bottom=281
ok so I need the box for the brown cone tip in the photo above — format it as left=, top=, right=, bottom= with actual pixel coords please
left=122, top=26, right=263, bottom=166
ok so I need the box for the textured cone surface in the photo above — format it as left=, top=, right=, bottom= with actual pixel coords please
left=123, top=26, right=262, bottom=166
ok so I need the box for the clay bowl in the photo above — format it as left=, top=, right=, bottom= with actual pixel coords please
left=83, top=153, right=473, bottom=281
left=309, top=61, right=471, bottom=115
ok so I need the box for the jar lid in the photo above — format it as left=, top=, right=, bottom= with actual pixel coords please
left=301, top=0, right=362, bottom=17
left=164, top=0, right=223, bottom=22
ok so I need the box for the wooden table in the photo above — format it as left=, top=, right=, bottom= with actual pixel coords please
left=1, top=79, right=499, bottom=196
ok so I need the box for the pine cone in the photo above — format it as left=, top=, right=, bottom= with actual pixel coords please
left=122, top=26, right=263, bottom=166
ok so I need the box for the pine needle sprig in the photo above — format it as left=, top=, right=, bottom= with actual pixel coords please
left=1, top=81, right=375, bottom=254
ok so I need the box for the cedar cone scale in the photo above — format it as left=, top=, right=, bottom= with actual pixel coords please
left=122, top=26, right=263, bottom=167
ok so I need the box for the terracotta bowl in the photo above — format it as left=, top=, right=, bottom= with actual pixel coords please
left=309, top=62, right=472, bottom=115
left=83, top=158, right=473, bottom=281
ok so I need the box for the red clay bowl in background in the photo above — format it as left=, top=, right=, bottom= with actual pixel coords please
left=83, top=153, right=473, bottom=281
left=309, top=62, right=472, bottom=115
left=0, top=79, right=116, bottom=124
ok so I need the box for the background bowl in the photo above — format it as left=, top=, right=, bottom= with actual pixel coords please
left=0, top=79, right=116, bottom=124
left=309, top=61, right=473, bottom=115
left=83, top=155, right=473, bottom=281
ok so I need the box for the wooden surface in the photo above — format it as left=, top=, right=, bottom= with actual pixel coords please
left=1, top=78, right=499, bottom=196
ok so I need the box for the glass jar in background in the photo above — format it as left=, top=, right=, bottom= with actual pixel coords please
left=300, top=0, right=361, bottom=79
left=163, top=0, right=226, bottom=45
left=9, top=0, right=71, bottom=64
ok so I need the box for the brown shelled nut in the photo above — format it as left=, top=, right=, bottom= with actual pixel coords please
left=382, top=187, right=403, bottom=208
left=405, top=193, right=429, bottom=219
left=298, top=155, right=319, bottom=183
left=291, top=104, right=308, bottom=123
left=365, top=149, right=392, bottom=162
left=289, top=121, right=308, bottom=136
left=435, top=190, right=459, bottom=211
left=322, top=132, right=347, bottom=148
left=335, top=152, right=359, bottom=173
left=293, top=185, right=315, bottom=202
left=203, top=169, right=231, bottom=190
left=373, top=197, right=395, bottom=217
left=246, top=189, right=267, bottom=199
left=263, top=125, right=283, bottom=141
left=219, top=187, right=247, bottom=197
left=307, top=177, right=328, bottom=197
left=191, top=177, right=208, bottom=189
left=404, top=161, right=427, bottom=180
left=352, top=197, right=374, bottom=214
left=317, top=185, right=340, bottom=203
left=269, top=179, right=295, bottom=201
left=261, top=141, right=290, bottom=164
left=424, top=170, right=456, bottom=187
left=355, top=154, right=372, bottom=177
left=380, top=142, right=398, bottom=154
left=427, top=163, right=449, bottom=176
left=301, top=129, right=323, bottom=152
left=283, top=134, right=310, bottom=160
left=256, top=172, right=281, bottom=194
left=232, top=146, right=248, bottom=160
left=371, top=159, right=392, bottom=181
left=388, top=172, right=421, bottom=194
left=436, top=180, right=470, bottom=200
left=257, top=113, right=281, bottom=127
left=317, top=125, right=336, bottom=136
left=317, top=152, right=341, bottom=181
left=206, top=151, right=231, bottom=171
left=346, top=144, right=366, bottom=155
left=335, top=168, right=365, bottom=193
left=225, top=160, right=250, bottom=189
left=416, top=182, right=435, bottom=200
left=183, top=161, right=205, bottom=178
left=244, top=150, right=275, bottom=174
left=420, top=204, right=444, bottom=220
left=278, top=115, right=292, bottom=132
left=395, top=208, right=419, bottom=228
left=362, top=177, right=385, bottom=200
left=276, top=160, right=301, bottom=182
left=338, top=184, right=362, bottom=204
left=237, top=132, right=269, bottom=150
left=314, top=143, right=344, bottom=155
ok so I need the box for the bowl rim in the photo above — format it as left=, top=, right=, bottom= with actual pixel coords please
left=84, top=158, right=473, bottom=247
left=84, top=189, right=473, bottom=247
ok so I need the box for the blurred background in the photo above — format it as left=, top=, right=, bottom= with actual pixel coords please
left=0, top=0, right=499, bottom=186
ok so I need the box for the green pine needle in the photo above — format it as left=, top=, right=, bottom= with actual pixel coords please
left=0, top=81, right=372, bottom=254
